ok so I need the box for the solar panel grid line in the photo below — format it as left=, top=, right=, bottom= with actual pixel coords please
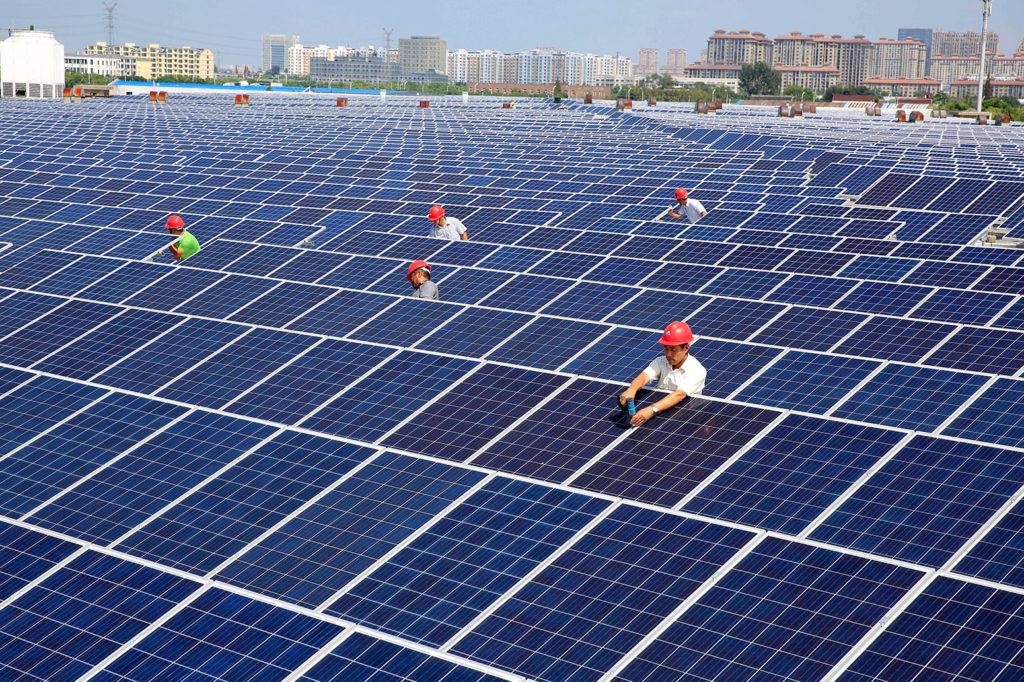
left=824, top=314, right=876, bottom=355
left=199, top=447, right=390, bottom=580
left=671, top=408, right=792, bottom=512
left=722, top=346, right=796, bottom=401
left=551, top=325, right=617, bottom=375
left=458, top=373, right=579, bottom=466
left=931, top=374, right=1003, bottom=436
left=217, top=336, right=337, bottom=410
left=101, top=424, right=289, bottom=551
left=816, top=571, right=939, bottom=682
left=23, top=305, right=136, bottom=372
left=81, top=315, right=193, bottom=383
left=0, top=381, right=112, bottom=468
left=437, top=499, right=624, bottom=654
left=941, top=478, right=1024, bottom=575
left=0, top=294, right=74, bottom=346
left=913, top=323, right=966, bottom=367
left=0, top=540, right=90, bottom=617
left=594, top=530, right=769, bottom=682
left=13, top=405, right=196, bottom=523
left=796, top=431, right=918, bottom=541
left=821, top=361, right=891, bottom=418
left=278, top=626, right=358, bottom=682
left=75, top=580, right=215, bottom=682
left=311, top=472, right=499, bottom=613
left=141, top=324, right=264, bottom=396
left=983, top=294, right=1024, bottom=331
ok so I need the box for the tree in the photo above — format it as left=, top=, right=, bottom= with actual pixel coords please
left=739, top=62, right=781, bottom=96
left=822, top=84, right=880, bottom=102
left=783, top=83, right=815, bottom=101
left=983, top=77, right=993, bottom=99
left=553, top=79, right=565, bottom=97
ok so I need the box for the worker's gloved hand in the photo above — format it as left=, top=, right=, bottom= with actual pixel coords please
left=619, top=390, right=636, bottom=407
left=631, top=407, right=655, bottom=427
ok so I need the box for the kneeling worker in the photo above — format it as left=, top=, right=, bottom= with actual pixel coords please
left=408, top=260, right=439, bottom=300
left=619, top=321, right=706, bottom=426
left=427, top=205, right=468, bottom=241
left=166, top=215, right=201, bottom=261
left=667, top=188, right=707, bottom=223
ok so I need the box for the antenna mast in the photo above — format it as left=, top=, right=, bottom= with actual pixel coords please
left=103, top=2, right=117, bottom=45
left=383, top=28, right=393, bottom=50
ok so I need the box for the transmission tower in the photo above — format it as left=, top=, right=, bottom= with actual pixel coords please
left=103, top=2, right=117, bottom=45
left=383, top=28, right=393, bottom=50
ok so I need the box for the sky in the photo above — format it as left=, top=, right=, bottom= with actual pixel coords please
left=4, top=0, right=1023, bottom=67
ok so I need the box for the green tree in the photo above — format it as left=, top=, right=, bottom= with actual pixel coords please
left=822, top=84, right=880, bottom=102
left=738, top=62, right=781, bottom=95
left=984, top=77, right=993, bottom=99
left=553, top=79, right=565, bottom=97
left=64, top=71, right=110, bottom=87
left=782, top=83, right=815, bottom=101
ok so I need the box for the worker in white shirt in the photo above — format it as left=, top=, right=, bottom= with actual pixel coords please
left=427, top=205, right=469, bottom=241
left=619, top=321, right=706, bottom=426
left=667, top=188, right=707, bottom=223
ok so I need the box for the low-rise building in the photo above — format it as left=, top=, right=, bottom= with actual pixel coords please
left=65, top=53, right=127, bottom=77
left=950, top=78, right=1024, bottom=100
left=309, top=56, right=401, bottom=84
left=683, top=62, right=742, bottom=82
left=84, top=42, right=214, bottom=80
left=776, top=65, right=840, bottom=92
left=467, top=81, right=610, bottom=99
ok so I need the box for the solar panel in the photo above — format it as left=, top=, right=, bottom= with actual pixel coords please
left=0, top=521, right=79, bottom=601
left=734, top=351, right=881, bottom=414
left=616, top=537, right=923, bottom=682
left=215, top=451, right=485, bottom=608
left=415, top=307, right=535, bottom=358
left=450, top=505, right=755, bottom=682
left=750, top=306, right=867, bottom=351
left=810, top=435, right=1024, bottom=567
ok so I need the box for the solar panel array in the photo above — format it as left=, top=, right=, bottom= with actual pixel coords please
left=0, top=92, right=1023, bottom=681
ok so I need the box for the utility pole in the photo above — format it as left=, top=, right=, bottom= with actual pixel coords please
left=977, top=0, right=992, bottom=113
left=103, top=2, right=117, bottom=45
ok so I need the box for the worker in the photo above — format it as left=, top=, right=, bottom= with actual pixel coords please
left=619, top=321, right=706, bottom=426
left=165, top=215, right=200, bottom=261
left=407, top=260, right=439, bottom=300
left=666, top=188, right=707, bottom=223
left=427, top=205, right=468, bottom=241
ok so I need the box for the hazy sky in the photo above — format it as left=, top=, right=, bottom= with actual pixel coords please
left=6, top=1, right=1023, bottom=66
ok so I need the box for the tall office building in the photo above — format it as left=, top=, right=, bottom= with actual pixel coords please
left=399, top=36, right=447, bottom=76
left=931, top=29, right=999, bottom=58
left=262, top=34, right=300, bottom=73
left=663, top=49, right=687, bottom=75
left=637, top=48, right=658, bottom=76
left=898, top=28, right=933, bottom=73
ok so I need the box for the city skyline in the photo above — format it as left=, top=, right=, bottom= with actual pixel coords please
left=5, top=0, right=1023, bottom=67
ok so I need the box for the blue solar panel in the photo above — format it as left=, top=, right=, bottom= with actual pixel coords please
left=606, top=291, right=710, bottom=330
left=175, top=273, right=280, bottom=318
left=326, top=477, right=609, bottom=645
left=684, top=414, right=905, bottom=533
left=0, top=551, right=201, bottom=681
left=96, top=586, right=342, bottom=681
left=226, top=281, right=337, bottom=328
left=300, top=632, right=508, bottom=681
left=810, top=435, right=1024, bottom=567
left=77, top=261, right=171, bottom=303
left=116, top=432, right=374, bottom=574
left=0, top=249, right=80, bottom=289
left=617, top=537, right=922, bottom=682
left=718, top=245, right=793, bottom=270
left=833, top=363, right=989, bottom=432
left=837, top=254, right=921, bottom=282
left=834, top=280, right=933, bottom=316
left=489, top=317, right=608, bottom=371
left=973, top=265, right=1024, bottom=294
left=0, top=298, right=123, bottom=367
left=122, top=267, right=224, bottom=310
left=764, top=273, right=856, bottom=307
left=840, top=576, right=1024, bottom=682
left=903, top=260, right=990, bottom=289
left=927, top=326, right=1024, bottom=375
left=538, top=281, right=638, bottom=321
left=0, top=375, right=107, bottom=456
left=415, top=307, right=535, bottom=358
left=349, top=298, right=468, bottom=347
left=0, top=521, right=79, bottom=601
left=216, top=451, right=485, bottom=608
left=225, top=339, right=395, bottom=424
left=0, top=392, right=188, bottom=518
left=640, top=263, right=724, bottom=292
left=0, top=290, right=67, bottom=338
left=178, top=239, right=256, bottom=271
left=269, top=249, right=348, bottom=282
left=734, top=351, right=881, bottom=414
left=156, top=328, right=320, bottom=409
left=451, top=505, right=754, bottom=682
left=316, top=255, right=399, bottom=290
left=913, top=288, right=1016, bottom=326
left=476, top=274, right=574, bottom=313
left=833, top=317, right=956, bottom=363
left=685, top=298, right=787, bottom=342
left=285, top=289, right=397, bottom=337
left=384, top=364, right=568, bottom=461
left=34, top=309, right=183, bottom=380
left=26, top=411, right=276, bottom=545
left=750, top=306, right=867, bottom=351
left=563, top=326, right=663, bottom=383
left=575, top=399, right=780, bottom=506
left=942, top=377, right=1024, bottom=449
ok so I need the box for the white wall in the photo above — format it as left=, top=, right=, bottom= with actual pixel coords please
left=1, top=30, right=64, bottom=98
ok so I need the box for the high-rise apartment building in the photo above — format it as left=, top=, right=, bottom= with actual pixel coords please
left=897, top=29, right=934, bottom=73
left=447, top=49, right=503, bottom=84
left=872, top=38, right=927, bottom=80
left=931, top=30, right=999, bottom=58
left=261, top=34, right=300, bottom=73
left=773, top=32, right=817, bottom=67
left=637, top=48, right=658, bottom=76
left=930, top=52, right=1024, bottom=86
left=84, top=42, right=214, bottom=80
left=663, top=49, right=687, bottom=76
left=706, top=30, right=772, bottom=65
left=399, top=36, right=447, bottom=76
left=445, top=48, right=630, bottom=87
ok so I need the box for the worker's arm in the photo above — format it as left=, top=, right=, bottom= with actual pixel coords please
left=168, top=242, right=182, bottom=260
left=631, top=390, right=688, bottom=426
left=461, top=231, right=469, bottom=241
left=667, top=210, right=682, bottom=218
left=619, top=370, right=651, bottom=406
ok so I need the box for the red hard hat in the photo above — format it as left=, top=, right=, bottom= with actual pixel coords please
left=407, top=260, right=431, bottom=281
left=166, top=215, right=185, bottom=229
left=659, top=321, right=694, bottom=346
left=427, top=205, right=445, bottom=221
left=675, top=188, right=688, bottom=200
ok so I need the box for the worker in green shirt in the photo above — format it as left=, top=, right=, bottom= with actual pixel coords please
left=166, top=215, right=200, bottom=261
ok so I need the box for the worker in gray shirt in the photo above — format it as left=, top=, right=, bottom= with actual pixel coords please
left=407, top=260, right=439, bottom=300
left=427, top=205, right=469, bottom=241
